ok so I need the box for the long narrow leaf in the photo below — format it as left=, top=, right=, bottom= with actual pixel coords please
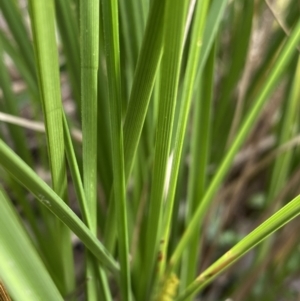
left=29, top=0, right=75, bottom=294
left=176, top=193, right=300, bottom=300
left=140, top=0, right=190, bottom=299
left=0, top=188, right=64, bottom=301
left=159, top=0, right=211, bottom=273
left=102, top=0, right=132, bottom=299
left=169, top=18, right=300, bottom=273
left=0, top=139, right=119, bottom=275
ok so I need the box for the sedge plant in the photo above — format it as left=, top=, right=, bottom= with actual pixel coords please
left=0, top=0, right=300, bottom=301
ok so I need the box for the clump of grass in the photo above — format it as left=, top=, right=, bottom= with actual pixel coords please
left=0, top=0, right=300, bottom=301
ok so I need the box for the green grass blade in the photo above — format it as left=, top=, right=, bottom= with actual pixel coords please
left=0, top=188, right=64, bottom=301
left=0, top=0, right=36, bottom=77
left=62, top=113, right=92, bottom=228
left=119, top=0, right=144, bottom=69
left=118, top=0, right=145, bottom=106
left=195, top=0, right=228, bottom=80
left=103, top=0, right=165, bottom=253
left=157, top=0, right=228, bottom=288
left=158, top=0, right=211, bottom=278
left=251, top=54, right=300, bottom=284
left=169, top=18, right=300, bottom=272
left=3, top=176, right=43, bottom=248
left=180, top=43, right=215, bottom=294
left=123, top=0, right=165, bottom=180
left=80, top=0, right=105, bottom=296
left=140, top=0, right=189, bottom=298
left=213, top=1, right=254, bottom=160
left=0, top=139, right=119, bottom=275
left=97, top=39, right=113, bottom=201
left=80, top=0, right=99, bottom=233
left=176, top=193, right=300, bottom=300
left=225, top=0, right=254, bottom=145
left=102, top=0, right=132, bottom=298
left=267, top=56, right=300, bottom=204
left=29, top=0, right=74, bottom=294
left=55, top=0, right=81, bottom=107
left=29, top=0, right=66, bottom=201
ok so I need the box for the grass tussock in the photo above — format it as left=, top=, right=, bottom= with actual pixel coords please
left=0, top=0, right=300, bottom=300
